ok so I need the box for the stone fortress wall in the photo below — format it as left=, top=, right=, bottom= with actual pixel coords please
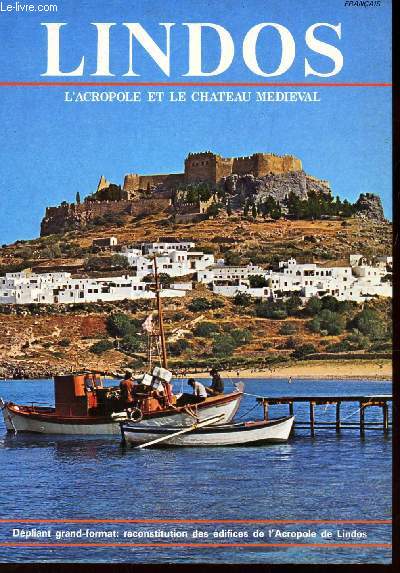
left=122, top=151, right=303, bottom=195
left=123, top=173, right=185, bottom=195
left=41, top=197, right=171, bottom=236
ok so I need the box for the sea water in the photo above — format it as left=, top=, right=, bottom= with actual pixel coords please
left=0, top=378, right=392, bottom=564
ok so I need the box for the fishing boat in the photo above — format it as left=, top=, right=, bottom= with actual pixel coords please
left=0, top=377, right=242, bottom=435
left=0, top=259, right=243, bottom=435
left=120, top=415, right=295, bottom=448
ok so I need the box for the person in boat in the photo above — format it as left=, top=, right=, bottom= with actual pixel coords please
left=84, top=374, right=94, bottom=392
left=206, top=368, right=224, bottom=395
left=187, top=378, right=208, bottom=403
left=152, top=378, right=175, bottom=407
left=150, top=378, right=167, bottom=407
left=119, top=369, right=135, bottom=415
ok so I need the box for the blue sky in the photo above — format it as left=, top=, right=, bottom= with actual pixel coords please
left=0, top=0, right=392, bottom=244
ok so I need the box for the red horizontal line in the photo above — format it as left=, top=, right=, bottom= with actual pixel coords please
left=0, top=519, right=392, bottom=524
left=0, top=543, right=392, bottom=549
left=0, top=81, right=393, bottom=87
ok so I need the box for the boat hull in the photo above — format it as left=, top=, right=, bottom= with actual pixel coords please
left=0, top=392, right=242, bottom=435
left=2, top=411, right=122, bottom=435
left=121, top=416, right=295, bottom=447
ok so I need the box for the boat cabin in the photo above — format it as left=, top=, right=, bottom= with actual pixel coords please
left=53, top=369, right=176, bottom=418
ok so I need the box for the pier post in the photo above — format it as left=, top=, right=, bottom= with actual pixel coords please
left=336, top=402, right=341, bottom=433
left=309, top=401, right=315, bottom=437
left=255, top=394, right=392, bottom=438
left=360, top=402, right=365, bottom=436
left=383, top=403, right=389, bottom=434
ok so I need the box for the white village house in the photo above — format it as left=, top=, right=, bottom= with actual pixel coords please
left=0, top=271, right=187, bottom=305
left=121, top=243, right=214, bottom=278
left=198, top=256, right=392, bottom=303
left=197, top=263, right=266, bottom=284
left=0, top=241, right=392, bottom=305
left=0, top=241, right=209, bottom=305
left=141, top=241, right=196, bottom=254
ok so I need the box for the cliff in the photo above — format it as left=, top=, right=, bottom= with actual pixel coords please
left=354, top=193, right=386, bottom=221
left=221, top=170, right=331, bottom=206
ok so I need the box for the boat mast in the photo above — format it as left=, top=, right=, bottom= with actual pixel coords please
left=154, top=256, right=168, bottom=369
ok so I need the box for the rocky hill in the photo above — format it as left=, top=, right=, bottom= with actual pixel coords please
left=221, top=170, right=331, bottom=205
left=354, top=193, right=385, bottom=221
left=0, top=279, right=391, bottom=380
left=1, top=213, right=392, bottom=273
left=38, top=151, right=386, bottom=237
left=0, top=211, right=392, bottom=379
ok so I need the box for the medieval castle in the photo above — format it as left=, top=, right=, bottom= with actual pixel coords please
left=103, top=151, right=303, bottom=198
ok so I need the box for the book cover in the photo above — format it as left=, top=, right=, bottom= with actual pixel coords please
left=0, top=0, right=393, bottom=568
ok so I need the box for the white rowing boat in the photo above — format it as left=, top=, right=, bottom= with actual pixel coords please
left=120, top=416, right=295, bottom=447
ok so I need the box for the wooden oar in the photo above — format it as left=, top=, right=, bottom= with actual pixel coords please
left=135, top=414, right=225, bottom=449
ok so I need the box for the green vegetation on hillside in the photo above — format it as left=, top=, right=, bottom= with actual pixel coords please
left=286, top=191, right=356, bottom=219
left=240, top=191, right=357, bottom=221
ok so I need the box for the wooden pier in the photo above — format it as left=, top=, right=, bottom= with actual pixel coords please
left=256, top=395, right=392, bottom=436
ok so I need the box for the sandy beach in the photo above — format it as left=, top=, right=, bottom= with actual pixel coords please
left=191, top=359, right=392, bottom=381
